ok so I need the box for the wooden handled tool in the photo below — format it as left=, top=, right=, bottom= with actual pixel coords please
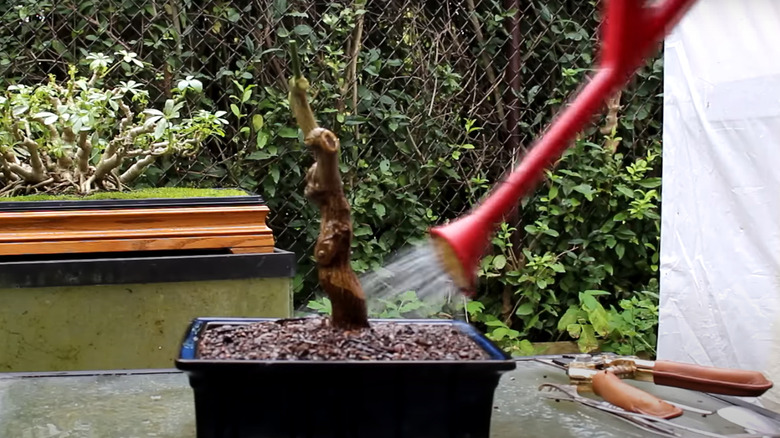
left=592, top=370, right=683, bottom=419
left=567, top=354, right=774, bottom=397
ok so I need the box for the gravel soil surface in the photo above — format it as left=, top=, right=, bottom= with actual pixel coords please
left=197, top=317, right=489, bottom=361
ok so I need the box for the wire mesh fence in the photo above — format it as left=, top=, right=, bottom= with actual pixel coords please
left=1, top=0, right=664, bottom=346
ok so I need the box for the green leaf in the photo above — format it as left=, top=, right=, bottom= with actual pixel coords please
left=12, top=105, right=29, bottom=117
left=399, top=301, right=424, bottom=313
left=615, top=227, right=636, bottom=240
left=256, top=131, right=269, bottom=149
left=466, top=300, right=485, bottom=315
left=278, top=127, right=299, bottom=138
left=252, top=114, right=264, bottom=131
left=616, top=185, right=635, bottom=198
left=491, top=327, right=509, bottom=341
left=573, top=183, right=595, bottom=200
left=637, top=177, right=662, bottom=188
left=379, top=159, right=390, bottom=173
left=378, top=95, right=394, bottom=106
left=548, top=185, right=559, bottom=200
left=567, top=323, right=582, bottom=338
left=558, top=307, right=581, bottom=331
left=241, top=89, right=252, bottom=103
left=374, top=203, right=386, bottom=218
left=616, top=243, right=626, bottom=260
left=354, top=226, right=372, bottom=237
left=515, top=302, right=534, bottom=316
left=578, top=325, right=599, bottom=352
left=307, top=298, right=332, bottom=315
left=153, top=118, right=168, bottom=139
left=293, top=24, right=312, bottom=35
left=493, top=255, right=507, bottom=270
left=163, top=99, right=175, bottom=115
left=34, top=112, right=58, bottom=125
left=270, top=166, right=280, bottom=184
left=580, top=293, right=600, bottom=312
left=51, top=40, right=67, bottom=55
left=613, top=211, right=629, bottom=222
left=587, top=303, right=610, bottom=336
left=246, top=151, right=273, bottom=160
left=230, top=104, right=240, bottom=117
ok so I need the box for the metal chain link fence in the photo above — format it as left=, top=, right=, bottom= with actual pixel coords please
left=1, top=0, right=664, bottom=339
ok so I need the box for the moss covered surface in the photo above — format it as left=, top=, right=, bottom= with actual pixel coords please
left=0, top=187, right=249, bottom=202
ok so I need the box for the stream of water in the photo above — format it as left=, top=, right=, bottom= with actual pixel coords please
left=359, top=241, right=467, bottom=319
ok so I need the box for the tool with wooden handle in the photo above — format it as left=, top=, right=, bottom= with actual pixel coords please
left=533, top=356, right=682, bottom=419
left=539, top=382, right=780, bottom=437
left=592, top=370, right=684, bottom=419
left=563, top=353, right=773, bottom=397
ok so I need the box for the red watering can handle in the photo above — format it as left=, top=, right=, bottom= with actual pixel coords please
left=430, top=0, right=699, bottom=290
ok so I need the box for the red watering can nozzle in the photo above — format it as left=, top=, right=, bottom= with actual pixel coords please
left=427, top=0, right=699, bottom=294
left=430, top=212, right=494, bottom=292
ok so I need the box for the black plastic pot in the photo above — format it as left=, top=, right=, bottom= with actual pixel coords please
left=176, top=317, right=516, bottom=438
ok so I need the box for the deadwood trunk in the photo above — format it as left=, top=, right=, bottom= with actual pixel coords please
left=287, top=42, right=369, bottom=330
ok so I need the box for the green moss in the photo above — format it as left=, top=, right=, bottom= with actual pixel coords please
left=0, top=187, right=249, bottom=202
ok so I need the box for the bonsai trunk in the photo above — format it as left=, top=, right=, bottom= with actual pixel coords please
left=287, top=41, right=369, bottom=330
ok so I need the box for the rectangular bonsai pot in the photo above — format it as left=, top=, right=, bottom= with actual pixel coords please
left=175, top=317, right=516, bottom=438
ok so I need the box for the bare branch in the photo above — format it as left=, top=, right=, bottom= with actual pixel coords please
left=124, top=146, right=168, bottom=158
left=119, top=154, right=157, bottom=184
left=464, top=0, right=506, bottom=124
left=30, top=177, right=55, bottom=190
left=127, top=123, right=154, bottom=139
left=0, top=153, right=19, bottom=182
left=76, top=131, right=92, bottom=174
left=8, top=163, right=36, bottom=181
left=0, top=179, right=23, bottom=196
left=87, top=71, right=102, bottom=87
left=118, top=101, right=133, bottom=132
left=21, top=137, right=47, bottom=182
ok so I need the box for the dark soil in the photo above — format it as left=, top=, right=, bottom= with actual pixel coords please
left=197, top=317, right=490, bottom=361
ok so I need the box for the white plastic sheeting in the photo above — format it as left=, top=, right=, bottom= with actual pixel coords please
left=657, top=0, right=780, bottom=411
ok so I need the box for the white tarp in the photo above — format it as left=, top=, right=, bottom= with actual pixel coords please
left=658, top=0, right=780, bottom=411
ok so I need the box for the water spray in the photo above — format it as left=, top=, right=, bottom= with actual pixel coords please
left=429, top=0, right=700, bottom=293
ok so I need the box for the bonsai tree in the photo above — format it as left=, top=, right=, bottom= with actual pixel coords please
left=0, top=52, right=228, bottom=196
left=288, top=41, right=369, bottom=330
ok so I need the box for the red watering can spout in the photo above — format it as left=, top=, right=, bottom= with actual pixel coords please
left=430, top=0, right=699, bottom=292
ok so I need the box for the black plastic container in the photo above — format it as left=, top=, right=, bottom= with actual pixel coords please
left=175, top=317, right=516, bottom=438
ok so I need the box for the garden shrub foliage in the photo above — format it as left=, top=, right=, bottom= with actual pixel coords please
left=1, top=0, right=663, bottom=355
